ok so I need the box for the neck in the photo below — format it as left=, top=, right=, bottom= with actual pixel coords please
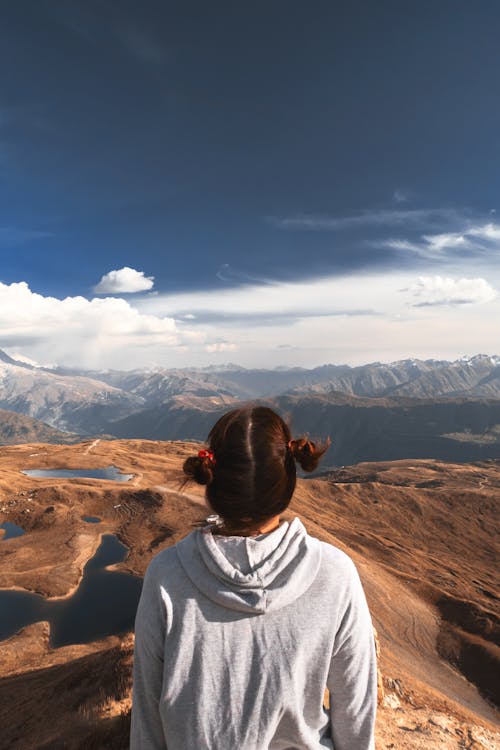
left=250, top=515, right=281, bottom=536
left=215, top=514, right=281, bottom=537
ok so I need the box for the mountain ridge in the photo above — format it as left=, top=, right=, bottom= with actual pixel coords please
left=2, top=351, right=500, bottom=459
left=104, top=393, right=500, bottom=466
left=26, top=351, right=500, bottom=400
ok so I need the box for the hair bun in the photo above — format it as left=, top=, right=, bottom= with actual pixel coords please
left=183, top=452, right=215, bottom=485
left=289, top=437, right=330, bottom=473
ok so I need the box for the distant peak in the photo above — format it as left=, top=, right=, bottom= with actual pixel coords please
left=455, top=353, right=500, bottom=366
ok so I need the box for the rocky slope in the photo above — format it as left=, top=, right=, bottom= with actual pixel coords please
left=0, top=440, right=498, bottom=748
left=0, top=353, right=144, bottom=434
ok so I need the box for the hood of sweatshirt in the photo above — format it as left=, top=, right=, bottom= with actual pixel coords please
left=175, top=517, right=322, bottom=614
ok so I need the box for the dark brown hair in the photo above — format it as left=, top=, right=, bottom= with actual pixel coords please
left=183, top=406, right=329, bottom=531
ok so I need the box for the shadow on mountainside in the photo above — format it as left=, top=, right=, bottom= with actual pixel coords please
left=0, top=638, right=133, bottom=750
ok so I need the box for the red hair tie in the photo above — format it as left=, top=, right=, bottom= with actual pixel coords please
left=198, top=449, right=216, bottom=464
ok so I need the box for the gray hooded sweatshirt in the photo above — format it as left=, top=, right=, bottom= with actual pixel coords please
left=130, top=518, right=377, bottom=750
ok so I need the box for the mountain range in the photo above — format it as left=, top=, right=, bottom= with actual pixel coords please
left=54, top=353, right=500, bottom=401
left=1, top=350, right=500, bottom=464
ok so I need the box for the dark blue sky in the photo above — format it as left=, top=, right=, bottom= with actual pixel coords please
left=1, top=1, right=500, bottom=369
left=2, top=0, right=500, bottom=298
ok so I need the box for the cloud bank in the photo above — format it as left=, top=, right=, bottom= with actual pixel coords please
left=0, top=281, right=178, bottom=368
left=1, top=265, right=499, bottom=370
left=135, top=274, right=378, bottom=321
left=131, top=270, right=499, bottom=367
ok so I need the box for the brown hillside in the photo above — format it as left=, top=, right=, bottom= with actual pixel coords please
left=0, top=409, right=75, bottom=445
left=0, top=439, right=498, bottom=749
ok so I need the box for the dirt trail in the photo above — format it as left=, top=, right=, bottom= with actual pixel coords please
left=83, top=438, right=101, bottom=455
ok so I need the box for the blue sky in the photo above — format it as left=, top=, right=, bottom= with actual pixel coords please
left=1, top=1, right=500, bottom=369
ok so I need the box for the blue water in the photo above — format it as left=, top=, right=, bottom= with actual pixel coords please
left=0, top=522, right=26, bottom=540
left=22, top=465, right=133, bottom=482
left=83, top=516, right=101, bottom=523
left=0, top=534, right=143, bottom=647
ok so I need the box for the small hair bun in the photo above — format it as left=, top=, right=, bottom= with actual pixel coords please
left=289, top=437, right=330, bottom=473
left=183, top=451, right=215, bottom=486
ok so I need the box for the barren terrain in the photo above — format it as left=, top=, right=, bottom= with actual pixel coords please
left=0, top=439, right=498, bottom=749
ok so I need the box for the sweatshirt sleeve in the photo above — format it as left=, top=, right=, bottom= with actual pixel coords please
left=326, top=560, right=377, bottom=750
left=130, top=557, right=168, bottom=750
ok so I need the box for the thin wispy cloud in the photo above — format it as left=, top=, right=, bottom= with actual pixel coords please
left=406, top=276, right=497, bottom=307
left=0, top=227, right=53, bottom=247
left=134, top=274, right=381, bottom=323
left=393, top=189, right=410, bottom=204
left=269, top=208, right=462, bottom=231
left=215, top=264, right=273, bottom=286
left=421, top=233, right=468, bottom=252
left=386, top=222, right=500, bottom=261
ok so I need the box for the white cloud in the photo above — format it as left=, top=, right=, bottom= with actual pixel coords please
left=94, top=266, right=154, bottom=294
left=408, top=276, right=497, bottom=307
left=421, top=233, right=468, bottom=253
left=387, top=222, right=500, bottom=261
left=204, top=342, right=238, bottom=353
left=0, top=281, right=181, bottom=368
left=468, top=223, right=500, bottom=240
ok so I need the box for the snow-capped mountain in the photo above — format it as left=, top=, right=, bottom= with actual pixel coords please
left=0, top=356, right=144, bottom=433
left=1, top=350, right=500, bottom=437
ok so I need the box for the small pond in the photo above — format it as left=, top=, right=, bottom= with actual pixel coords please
left=0, top=522, right=26, bottom=540
left=22, top=465, right=133, bottom=482
left=0, top=534, right=143, bottom=647
left=83, top=516, right=101, bottom=524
